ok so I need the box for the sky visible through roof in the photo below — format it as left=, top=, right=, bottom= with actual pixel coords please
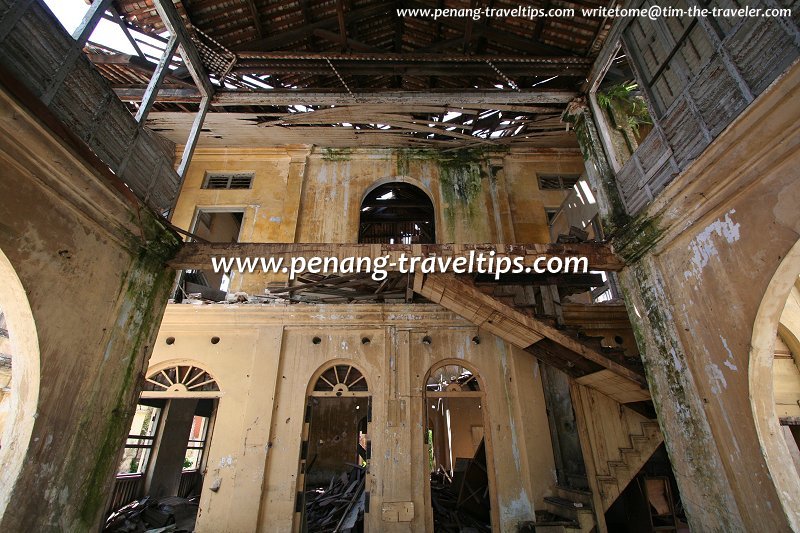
left=44, top=0, right=140, bottom=55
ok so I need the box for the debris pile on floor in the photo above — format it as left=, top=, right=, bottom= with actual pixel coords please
left=104, top=496, right=198, bottom=533
left=430, top=439, right=492, bottom=532
left=430, top=474, right=491, bottom=533
left=303, top=464, right=366, bottom=532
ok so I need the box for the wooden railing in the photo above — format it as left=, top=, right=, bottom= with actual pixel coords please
left=178, top=470, right=203, bottom=498
left=107, top=474, right=144, bottom=515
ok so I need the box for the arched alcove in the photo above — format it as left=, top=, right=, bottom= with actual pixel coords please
left=359, top=181, right=435, bottom=244
left=750, top=239, right=800, bottom=530
left=0, top=246, right=40, bottom=514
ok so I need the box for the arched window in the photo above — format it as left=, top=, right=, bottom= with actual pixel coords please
left=359, top=182, right=435, bottom=244
left=426, top=363, right=482, bottom=393
left=312, top=363, right=369, bottom=395
left=142, top=364, right=221, bottom=397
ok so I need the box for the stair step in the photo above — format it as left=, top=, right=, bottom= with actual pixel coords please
left=619, top=447, right=640, bottom=456
left=556, top=485, right=593, bottom=506
left=543, top=497, right=595, bottom=531
left=526, top=512, right=579, bottom=527
left=596, top=475, right=618, bottom=485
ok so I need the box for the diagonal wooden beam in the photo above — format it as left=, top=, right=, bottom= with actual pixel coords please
left=106, top=5, right=146, bottom=58
left=414, top=273, right=648, bottom=391
left=336, top=0, right=348, bottom=50
left=152, top=0, right=214, bottom=97
left=244, top=0, right=263, bottom=39
left=135, top=35, right=179, bottom=123
left=73, top=0, right=112, bottom=49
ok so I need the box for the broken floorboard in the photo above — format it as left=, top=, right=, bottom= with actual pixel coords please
left=413, top=273, right=649, bottom=403
left=168, top=242, right=625, bottom=272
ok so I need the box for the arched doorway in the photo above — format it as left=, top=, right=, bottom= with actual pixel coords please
left=105, top=363, right=221, bottom=525
left=424, top=361, right=495, bottom=532
left=295, top=362, right=370, bottom=533
left=359, top=182, right=435, bottom=244
left=0, top=247, right=39, bottom=513
left=750, top=240, right=800, bottom=530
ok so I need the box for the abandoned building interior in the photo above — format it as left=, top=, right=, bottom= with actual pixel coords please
left=0, top=0, right=799, bottom=531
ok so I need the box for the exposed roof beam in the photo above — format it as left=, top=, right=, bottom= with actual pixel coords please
left=336, top=0, right=348, bottom=50
left=152, top=0, right=214, bottom=96
left=235, top=51, right=592, bottom=64
left=88, top=53, right=194, bottom=88
left=311, top=29, right=384, bottom=52
left=231, top=64, right=581, bottom=77
left=235, top=1, right=394, bottom=51
left=114, top=88, right=578, bottom=105
left=244, top=0, right=263, bottom=39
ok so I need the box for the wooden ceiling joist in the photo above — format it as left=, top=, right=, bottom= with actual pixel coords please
left=114, top=88, right=578, bottom=106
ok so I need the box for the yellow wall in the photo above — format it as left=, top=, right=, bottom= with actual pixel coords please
left=147, top=304, right=558, bottom=532
left=173, top=148, right=581, bottom=246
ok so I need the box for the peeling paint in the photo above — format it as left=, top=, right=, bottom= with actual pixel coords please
left=684, top=210, right=741, bottom=280
left=500, top=490, right=532, bottom=524
left=706, top=362, right=727, bottom=394
left=720, top=336, right=738, bottom=371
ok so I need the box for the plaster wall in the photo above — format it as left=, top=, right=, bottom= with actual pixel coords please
left=147, top=304, right=558, bottom=532
left=0, top=81, right=179, bottom=531
left=604, top=58, right=800, bottom=532
left=171, top=147, right=581, bottom=257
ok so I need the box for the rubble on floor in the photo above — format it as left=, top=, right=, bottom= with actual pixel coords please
left=104, top=496, right=198, bottom=533
left=303, top=464, right=366, bottom=532
left=430, top=440, right=491, bottom=532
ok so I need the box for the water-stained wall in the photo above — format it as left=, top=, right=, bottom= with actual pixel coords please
left=147, top=304, right=558, bottom=532
left=0, top=83, right=179, bottom=531
left=582, top=54, right=800, bottom=532
left=173, top=148, right=581, bottom=243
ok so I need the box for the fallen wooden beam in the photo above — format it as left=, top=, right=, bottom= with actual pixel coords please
left=413, top=273, right=649, bottom=396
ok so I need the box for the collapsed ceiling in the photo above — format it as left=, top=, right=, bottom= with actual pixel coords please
left=88, top=0, right=618, bottom=147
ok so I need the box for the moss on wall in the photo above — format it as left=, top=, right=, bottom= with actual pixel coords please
left=394, top=148, right=501, bottom=235
left=321, top=148, right=354, bottom=161
left=76, top=216, right=180, bottom=528
left=564, top=108, right=631, bottom=235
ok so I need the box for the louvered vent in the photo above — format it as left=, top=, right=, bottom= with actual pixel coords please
left=203, top=172, right=254, bottom=190
left=537, top=174, right=581, bottom=190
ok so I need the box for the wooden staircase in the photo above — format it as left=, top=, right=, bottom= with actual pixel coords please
left=413, top=273, right=650, bottom=403
left=571, top=382, right=664, bottom=517
left=522, top=386, right=663, bottom=532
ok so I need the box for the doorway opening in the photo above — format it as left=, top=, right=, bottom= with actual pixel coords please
left=0, top=246, right=40, bottom=512
left=176, top=209, right=244, bottom=302
left=424, top=362, right=493, bottom=532
left=296, top=363, right=370, bottom=533
left=104, top=365, right=220, bottom=532
left=751, top=241, right=800, bottom=530
left=359, top=182, right=435, bottom=244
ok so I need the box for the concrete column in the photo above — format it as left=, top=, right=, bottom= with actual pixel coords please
left=146, top=398, right=199, bottom=498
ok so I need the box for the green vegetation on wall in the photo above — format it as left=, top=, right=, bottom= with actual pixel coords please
left=395, top=148, right=501, bottom=235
